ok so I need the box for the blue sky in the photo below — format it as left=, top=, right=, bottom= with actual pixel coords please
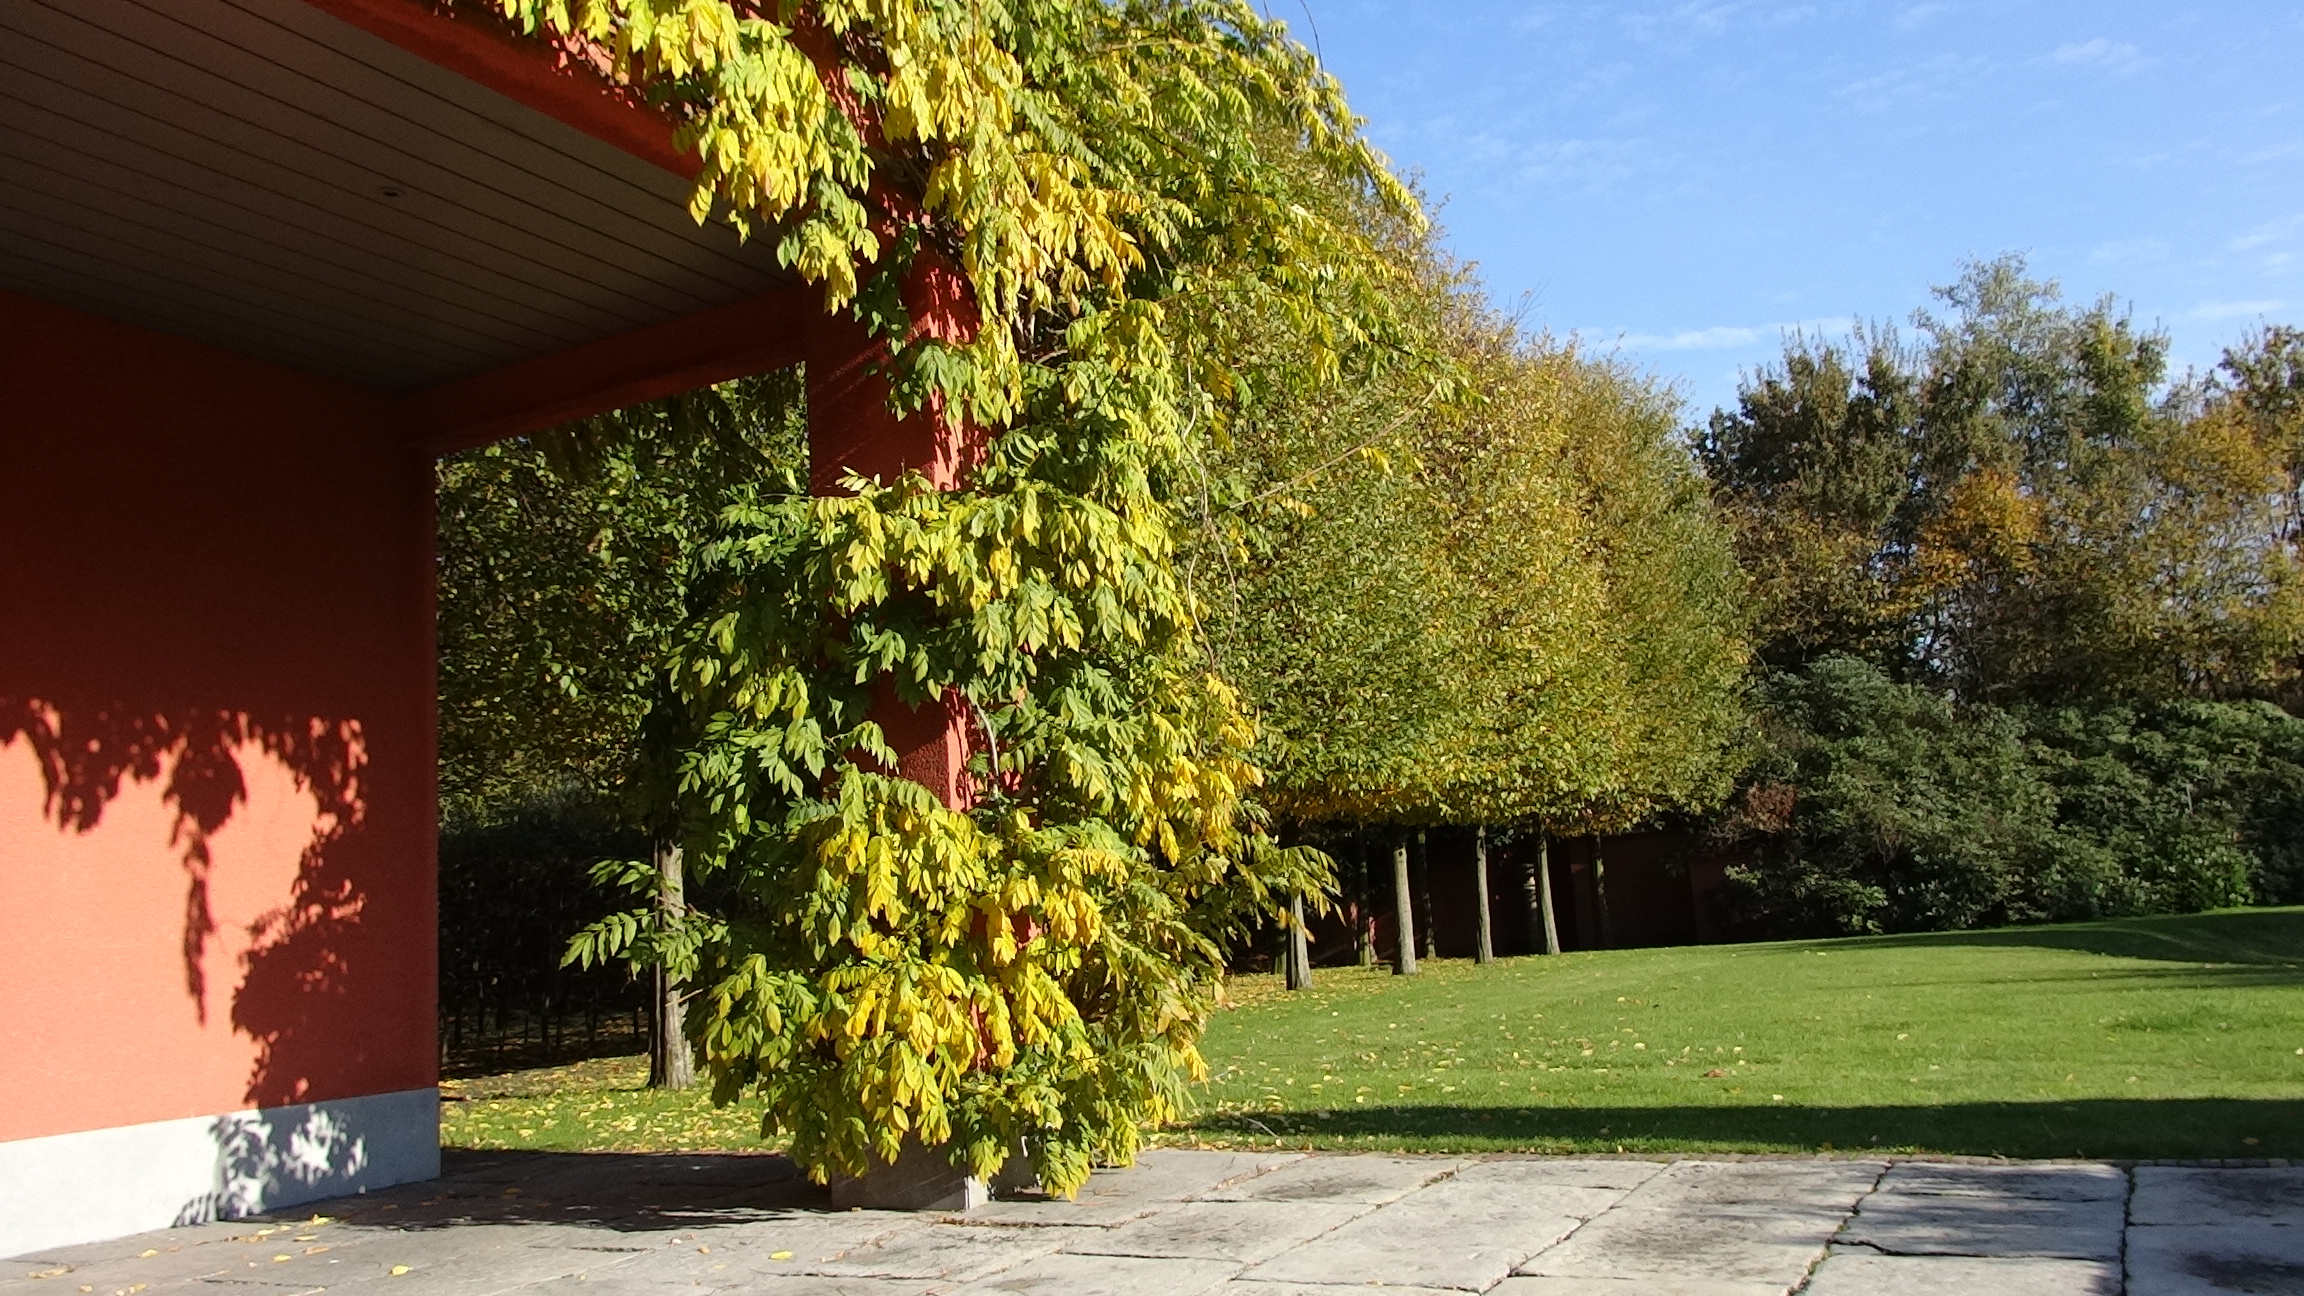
left=1290, top=2, right=2304, bottom=418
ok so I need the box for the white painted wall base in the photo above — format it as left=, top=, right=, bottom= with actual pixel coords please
left=0, top=1088, right=439, bottom=1260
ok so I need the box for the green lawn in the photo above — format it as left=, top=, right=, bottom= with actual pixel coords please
left=441, top=1054, right=773, bottom=1153
left=444, top=907, right=2304, bottom=1161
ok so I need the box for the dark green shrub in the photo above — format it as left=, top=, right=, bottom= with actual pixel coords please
left=1722, top=657, right=2065, bottom=935
left=1720, top=658, right=2304, bottom=937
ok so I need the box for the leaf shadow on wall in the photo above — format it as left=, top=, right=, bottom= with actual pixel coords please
left=1, top=694, right=416, bottom=1111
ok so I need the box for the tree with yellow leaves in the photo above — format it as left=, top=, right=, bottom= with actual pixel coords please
left=523, top=0, right=1412, bottom=1193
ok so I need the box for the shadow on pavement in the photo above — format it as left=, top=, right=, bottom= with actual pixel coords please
left=316, top=1148, right=830, bottom=1234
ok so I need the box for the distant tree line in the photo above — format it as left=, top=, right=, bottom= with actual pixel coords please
left=434, top=248, right=2304, bottom=1052
left=1703, top=257, right=2304, bottom=935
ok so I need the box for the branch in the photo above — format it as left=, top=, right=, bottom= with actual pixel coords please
left=1239, top=388, right=1441, bottom=508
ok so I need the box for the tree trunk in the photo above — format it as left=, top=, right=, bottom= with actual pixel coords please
left=1286, top=891, right=1313, bottom=990
left=1345, top=830, right=1363, bottom=963
left=1529, top=835, right=1561, bottom=955
left=1592, top=838, right=1616, bottom=950
left=1414, top=829, right=1436, bottom=960
left=648, top=838, right=694, bottom=1091
left=1390, top=836, right=1418, bottom=976
left=1473, top=826, right=1494, bottom=965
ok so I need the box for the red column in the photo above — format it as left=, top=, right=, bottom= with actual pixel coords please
left=804, top=258, right=984, bottom=809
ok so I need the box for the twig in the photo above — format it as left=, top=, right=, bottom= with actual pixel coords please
left=1240, top=390, right=1439, bottom=507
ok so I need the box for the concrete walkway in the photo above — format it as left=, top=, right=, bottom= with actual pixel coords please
left=7, top=1149, right=2300, bottom=1295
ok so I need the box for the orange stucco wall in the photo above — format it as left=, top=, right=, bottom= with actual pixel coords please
left=0, top=290, right=438, bottom=1142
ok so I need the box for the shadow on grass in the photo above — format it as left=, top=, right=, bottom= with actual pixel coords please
left=1179, top=1097, right=2304, bottom=1160
left=1825, top=907, right=2304, bottom=971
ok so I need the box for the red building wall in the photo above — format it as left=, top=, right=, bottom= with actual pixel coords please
left=0, top=290, right=438, bottom=1142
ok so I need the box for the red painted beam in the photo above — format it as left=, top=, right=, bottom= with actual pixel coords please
left=400, top=284, right=811, bottom=454
left=300, top=0, right=697, bottom=177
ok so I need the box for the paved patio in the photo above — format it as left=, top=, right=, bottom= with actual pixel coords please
left=7, top=1149, right=2300, bottom=1295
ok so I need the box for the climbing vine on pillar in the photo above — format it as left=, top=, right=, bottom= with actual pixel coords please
left=533, top=0, right=1411, bottom=1191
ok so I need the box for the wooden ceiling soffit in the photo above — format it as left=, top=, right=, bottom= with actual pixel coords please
left=298, top=0, right=696, bottom=177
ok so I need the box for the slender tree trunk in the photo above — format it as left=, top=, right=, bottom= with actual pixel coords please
left=1473, top=826, right=1494, bottom=965
left=1345, top=830, right=1363, bottom=963
left=1414, top=829, right=1436, bottom=960
left=1286, top=891, right=1313, bottom=990
left=1528, top=834, right=1561, bottom=955
left=1592, top=837, right=1616, bottom=950
left=1391, top=836, right=1418, bottom=976
left=648, top=838, right=694, bottom=1091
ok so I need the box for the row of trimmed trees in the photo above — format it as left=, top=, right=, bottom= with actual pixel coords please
left=1166, top=207, right=1750, bottom=985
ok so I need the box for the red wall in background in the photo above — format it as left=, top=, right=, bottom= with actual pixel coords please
left=0, top=291, right=438, bottom=1142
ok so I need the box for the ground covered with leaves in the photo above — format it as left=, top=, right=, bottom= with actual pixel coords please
left=443, top=908, right=2304, bottom=1161
left=441, top=1056, right=772, bottom=1154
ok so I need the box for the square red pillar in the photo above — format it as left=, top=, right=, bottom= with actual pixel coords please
left=803, top=265, right=985, bottom=809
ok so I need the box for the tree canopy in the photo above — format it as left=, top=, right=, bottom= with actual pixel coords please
left=1180, top=252, right=1748, bottom=836
left=1706, top=260, right=2304, bottom=937
left=504, top=0, right=1411, bottom=1194
left=1700, top=256, right=2304, bottom=707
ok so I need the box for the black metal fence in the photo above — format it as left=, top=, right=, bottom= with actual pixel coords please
left=437, top=798, right=651, bottom=1077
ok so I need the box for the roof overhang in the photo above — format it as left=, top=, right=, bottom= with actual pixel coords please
left=1, top=0, right=810, bottom=448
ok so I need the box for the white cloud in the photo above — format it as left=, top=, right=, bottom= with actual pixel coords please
left=1895, top=4, right=1949, bottom=32
left=2048, top=37, right=2148, bottom=73
left=1620, top=3, right=1745, bottom=42
left=1600, top=317, right=1854, bottom=352
left=1610, top=1, right=1813, bottom=45
left=2239, top=142, right=2303, bottom=166
left=1838, top=53, right=1990, bottom=112
left=1619, top=325, right=1764, bottom=351
left=2090, top=237, right=2168, bottom=264
left=2229, top=215, right=2304, bottom=252
left=2186, top=300, right=2286, bottom=322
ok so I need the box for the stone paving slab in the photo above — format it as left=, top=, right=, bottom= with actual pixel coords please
left=2125, top=1221, right=2304, bottom=1296
left=1616, top=1160, right=1884, bottom=1211
left=1064, top=1200, right=1366, bottom=1264
left=237, top=1225, right=676, bottom=1296
left=1192, top=1154, right=1464, bottom=1205
left=1245, top=1174, right=1626, bottom=1290
left=1836, top=1191, right=2125, bottom=1259
left=1225, top=1272, right=1456, bottom=1282
left=965, top=1151, right=1301, bottom=1227
left=1457, top=1158, right=1669, bottom=1192
left=806, top=1223, right=1087, bottom=1281
left=520, top=1271, right=929, bottom=1295
left=1802, top=1253, right=2122, bottom=1295
left=2131, top=1164, right=2304, bottom=1225
left=1514, top=1201, right=1849, bottom=1289
left=1873, top=1163, right=2128, bottom=1202
left=941, top=1251, right=1239, bottom=1296
left=14, top=1150, right=2304, bottom=1296
left=1493, top=1277, right=1791, bottom=1296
